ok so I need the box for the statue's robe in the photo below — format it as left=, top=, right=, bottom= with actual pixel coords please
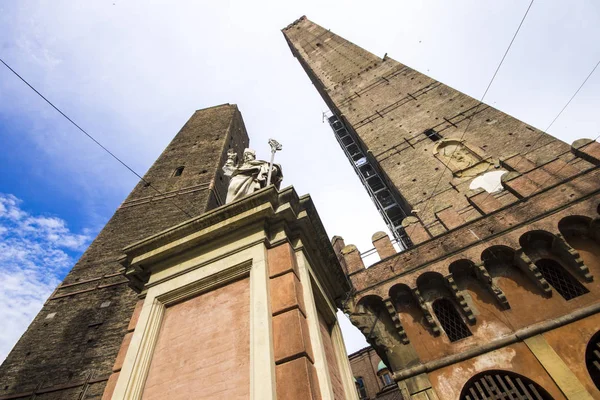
left=225, top=160, right=283, bottom=203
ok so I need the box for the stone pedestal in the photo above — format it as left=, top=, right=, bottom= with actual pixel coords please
left=106, top=186, right=356, bottom=400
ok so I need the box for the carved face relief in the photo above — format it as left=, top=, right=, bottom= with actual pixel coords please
left=437, top=141, right=480, bottom=171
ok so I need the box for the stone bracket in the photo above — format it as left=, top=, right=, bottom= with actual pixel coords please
left=445, top=276, right=476, bottom=325
left=384, top=298, right=410, bottom=344
left=474, top=263, right=510, bottom=310
left=553, top=234, right=593, bottom=282
left=515, top=252, right=552, bottom=296
left=412, top=289, right=440, bottom=336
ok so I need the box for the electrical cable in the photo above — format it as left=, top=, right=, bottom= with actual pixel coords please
left=460, top=59, right=600, bottom=223
left=0, top=57, right=193, bottom=219
left=407, top=0, right=535, bottom=239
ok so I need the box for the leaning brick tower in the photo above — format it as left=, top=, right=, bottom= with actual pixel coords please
left=284, top=16, right=600, bottom=400
left=0, top=104, right=249, bottom=399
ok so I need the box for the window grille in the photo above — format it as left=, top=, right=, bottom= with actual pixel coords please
left=460, top=370, right=553, bottom=400
left=585, top=331, right=600, bottom=391
left=432, top=298, right=472, bottom=342
left=424, top=128, right=442, bottom=141
left=535, top=259, right=589, bottom=300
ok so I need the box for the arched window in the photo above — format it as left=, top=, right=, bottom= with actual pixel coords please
left=376, top=360, right=394, bottom=387
left=355, top=377, right=367, bottom=399
left=432, top=298, right=472, bottom=342
left=460, top=370, right=553, bottom=400
left=535, top=259, right=588, bottom=300
left=585, top=331, right=600, bottom=390
left=173, top=166, right=185, bottom=177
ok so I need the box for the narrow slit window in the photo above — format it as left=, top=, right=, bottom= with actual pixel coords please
left=173, top=166, right=185, bottom=177
left=424, top=128, right=442, bottom=142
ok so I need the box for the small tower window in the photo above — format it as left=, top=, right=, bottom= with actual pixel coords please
left=173, top=166, right=185, bottom=177
left=432, top=298, right=472, bottom=342
left=424, top=128, right=442, bottom=141
left=535, top=259, right=589, bottom=300
left=381, top=372, right=394, bottom=386
left=355, top=377, right=368, bottom=399
left=376, top=361, right=394, bottom=387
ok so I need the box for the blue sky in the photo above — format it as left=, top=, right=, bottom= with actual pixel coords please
left=1, top=0, right=599, bottom=359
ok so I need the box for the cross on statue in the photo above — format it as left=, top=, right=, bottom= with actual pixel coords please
left=266, top=138, right=282, bottom=186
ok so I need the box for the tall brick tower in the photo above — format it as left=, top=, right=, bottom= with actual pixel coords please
left=284, top=17, right=600, bottom=400
left=0, top=104, right=249, bottom=398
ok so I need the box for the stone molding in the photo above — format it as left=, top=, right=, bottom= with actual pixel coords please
left=111, top=259, right=256, bottom=400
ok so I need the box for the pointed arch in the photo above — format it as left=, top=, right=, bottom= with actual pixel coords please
left=460, top=370, right=554, bottom=399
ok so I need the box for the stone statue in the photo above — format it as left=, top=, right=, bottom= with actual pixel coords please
left=223, top=146, right=283, bottom=204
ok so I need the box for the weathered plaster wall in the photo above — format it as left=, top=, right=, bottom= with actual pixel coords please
left=429, top=343, right=565, bottom=400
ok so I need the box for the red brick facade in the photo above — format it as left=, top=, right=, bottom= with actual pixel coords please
left=284, top=16, right=600, bottom=400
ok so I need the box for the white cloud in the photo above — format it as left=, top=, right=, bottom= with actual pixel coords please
left=0, top=194, right=90, bottom=362
left=0, top=0, right=598, bottom=357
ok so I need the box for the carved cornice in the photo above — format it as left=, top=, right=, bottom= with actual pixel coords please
left=120, top=186, right=349, bottom=298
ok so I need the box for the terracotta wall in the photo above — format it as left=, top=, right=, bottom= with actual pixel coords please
left=348, top=348, right=386, bottom=398
left=543, top=313, right=600, bottom=397
left=351, top=199, right=600, bottom=364
left=142, top=277, right=251, bottom=400
left=318, top=311, right=346, bottom=400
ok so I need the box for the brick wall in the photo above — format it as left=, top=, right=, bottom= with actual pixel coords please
left=0, top=104, right=249, bottom=399
left=283, top=18, right=591, bottom=237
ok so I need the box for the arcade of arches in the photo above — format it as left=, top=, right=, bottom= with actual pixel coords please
left=342, top=208, right=600, bottom=399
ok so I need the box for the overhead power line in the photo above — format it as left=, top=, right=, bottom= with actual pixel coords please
left=409, top=0, right=536, bottom=238
left=461, top=58, right=600, bottom=222
left=0, top=57, right=193, bottom=219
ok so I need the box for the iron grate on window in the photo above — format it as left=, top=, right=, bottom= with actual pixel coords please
left=585, top=331, right=600, bottom=391
left=432, top=298, right=472, bottom=342
left=460, top=370, right=553, bottom=400
left=536, top=259, right=589, bottom=300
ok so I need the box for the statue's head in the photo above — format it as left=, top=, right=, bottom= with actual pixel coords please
left=243, top=148, right=256, bottom=162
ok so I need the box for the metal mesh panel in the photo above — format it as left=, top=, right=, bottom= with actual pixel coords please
left=460, top=371, right=554, bottom=400
left=432, top=298, right=472, bottom=342
left=536, top=259, right=589, bottom=300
